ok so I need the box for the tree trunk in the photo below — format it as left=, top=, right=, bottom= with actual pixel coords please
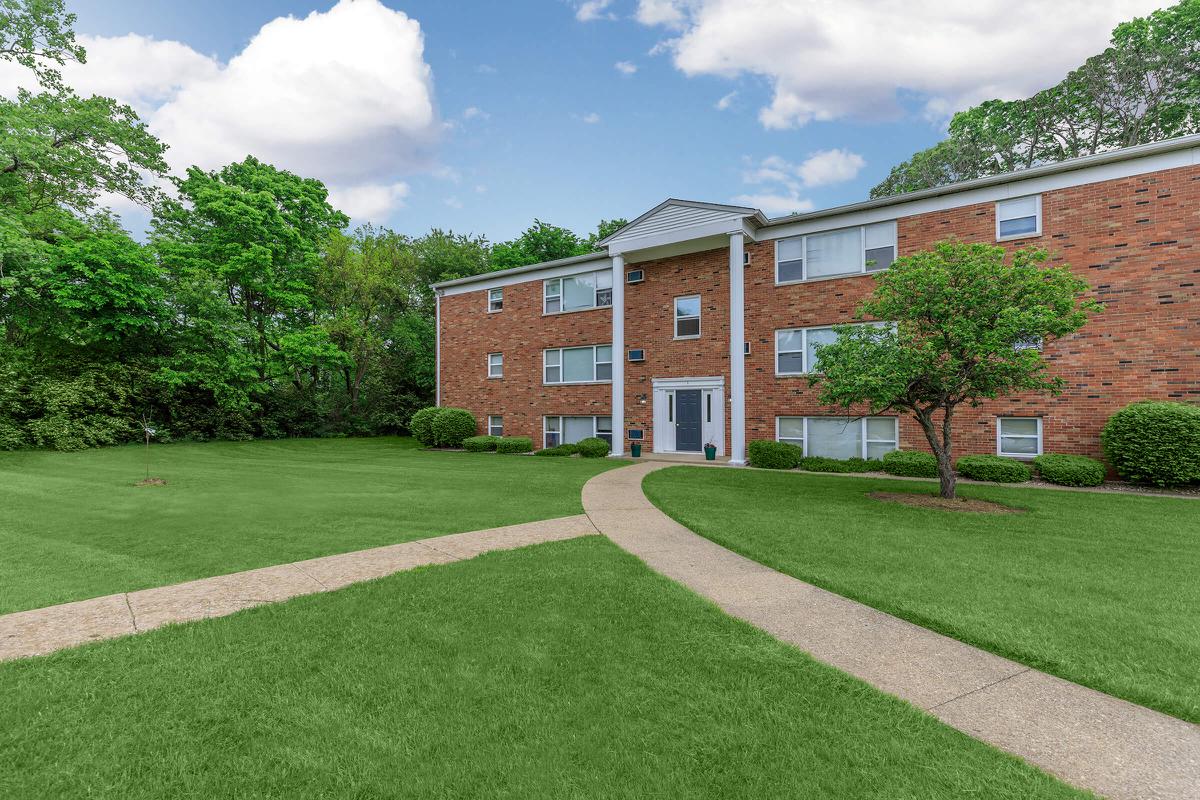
left=914, top=407, right=957, bottom=500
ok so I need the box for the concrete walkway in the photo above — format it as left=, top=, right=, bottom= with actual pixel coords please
left=583, top=461, right=1200, bottom=800
left=0, top=515, right=599, bottom=662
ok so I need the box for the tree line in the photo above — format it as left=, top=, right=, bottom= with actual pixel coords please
left=0, top=1, right=623, bottom=450
left=872, top=0, right=1200, bottom=198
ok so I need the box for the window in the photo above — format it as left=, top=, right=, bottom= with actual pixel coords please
left=627, top=269, right=644, bottom=284
left=775, top=221, right=896, bottom=283
left=775, top=323, right=888, bottom=375
left=487, top=352, right=503, bottom=378
left=487, top=287, right=503, bottom=312
left=543, top=345, right=612, bottom=384
left=997, top=417, right=1042, bottom=458
left=628, top=348, right=645, bottom=362
left=543, top=416, right=612, bottom=448
left=544, top=270, right=613, bottom=314
left=488, top=415, right=503, bottom=437
left=674, top=295, right=701, bottom=339
left=996, top=195, right=1041, bottom=240
left=775, top=416, right=899, bottom=459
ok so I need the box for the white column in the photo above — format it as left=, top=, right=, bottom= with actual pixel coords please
left=610, top=254, right=625, bottom=456
left=435, top=291, right=441, bottom=407
left=728, top=233, right=746, bottom=465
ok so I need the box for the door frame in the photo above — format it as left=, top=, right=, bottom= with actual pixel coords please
left=651, top=376, right=725, bottom=455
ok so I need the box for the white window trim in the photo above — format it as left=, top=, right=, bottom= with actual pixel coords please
left=774, top=221, right=897, bottom=286
left=487, top=352, right=503, bottom=379
left=487, top=415, right=503, bottom=437
left=487, top=287, right=503, bottom=313
left=673, top=294, right=701, bottom=340
left=543, top=270, right=614, bottom=316
left=542, top=344, right=613, bottom=385
left=774, top=322, right=890, bottom=377
left=543, top=415, right=613, bottom=449
left=995, top=195, right=1043, bottom=242
left=774, top=416, right=899, bottom=459
left=996, top=416, right=1043, bottom=459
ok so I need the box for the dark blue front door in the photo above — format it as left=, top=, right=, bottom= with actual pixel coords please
left=675, top=390, right=702, bottom=452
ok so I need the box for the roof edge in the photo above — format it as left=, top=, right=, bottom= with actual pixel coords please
left=431, top=251, right=609, bottom=291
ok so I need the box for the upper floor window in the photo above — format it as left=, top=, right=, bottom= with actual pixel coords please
left=543, top=344, right=612, bottom=384
left=997, top=417, right=1042, bottom=458
left=487, top=287, right=503, bottom=312
left=487, top=352, right=503, bottom=378
left=674, top=295, right=701, bottom=339
left=996, top=196, right=1041, bottom=240
left=544, top=270, right=612, bottom=314
left=775, top=221, right=896, bottom=284
left=775, top=323, right=890, bottom=375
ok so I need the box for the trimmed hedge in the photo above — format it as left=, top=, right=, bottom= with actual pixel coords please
left=495, top=436, right=533, bottom=454
left=431, top=407, right=477, bottom=448
left=882, top=450, right=939, bottom=478
left=463, top=435, right=499, bottom=452
left=748, top=440, right=802, bottom=470
left=534, top=443, right=579, bottom=457
left=577, top=437, right=611, bottom=458
left=798, top=456, right=883, bottom=474
left=409, top=407, right=439, bottom=446
left=1033, top=453, right=1106, bottom=487
left=956, top=454, right=1031, bottom=483
left=1101, top=401, right=1200, bottom=486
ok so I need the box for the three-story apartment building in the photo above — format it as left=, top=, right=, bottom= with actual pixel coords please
left=433, top=135, right=1200, bottom=464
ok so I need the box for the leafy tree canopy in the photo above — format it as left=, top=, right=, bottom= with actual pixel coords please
left=872, top=0, right=1200, bottom=197
left=0, top=0, right=84, bottom=88
left=810, top=241, right=1102, bottom=498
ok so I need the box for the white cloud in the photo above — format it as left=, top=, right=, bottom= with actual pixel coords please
left=731, top=192, right=814, bottom=216
left=715, top=90, right=737, bottom=111
left=327, top=181, right=410, bottom=219
left=578, top=112, right=602, bottom=124
left=796, top=148, right=866, bottom=187
left=474, top=184, right=488, bottom=194
left=443, top=196, right=463, bottom=209
left=2, top=0, right=441, bottom=222
left=636, top=0, right=1170, bottom=129
left=476, top=63, right=497, bottom=74
left=614, top=60, right=638, bottom=75
left=576, top=0, right=616, bottom=21
left=462, top=106, right=489, bottom=120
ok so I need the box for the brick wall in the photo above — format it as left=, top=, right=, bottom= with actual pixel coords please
left=439, top=162, right=1200, bottom=459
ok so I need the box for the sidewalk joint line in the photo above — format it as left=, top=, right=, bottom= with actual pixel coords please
left=926, top=667, right=1032, bottom=711
left=122, top=593, right=139, bottom=633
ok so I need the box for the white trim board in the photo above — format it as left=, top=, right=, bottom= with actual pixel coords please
left=438, top=255, right=613, bottom=297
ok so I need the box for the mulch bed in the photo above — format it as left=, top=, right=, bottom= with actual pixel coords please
left=135, top=477, right=168, bottom=487
left=869, top=491, right=1025, bottom=514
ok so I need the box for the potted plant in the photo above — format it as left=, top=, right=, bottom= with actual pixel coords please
left=704, top=441, right=717, bottom=461
left=630, top=442, right=642, bottom=458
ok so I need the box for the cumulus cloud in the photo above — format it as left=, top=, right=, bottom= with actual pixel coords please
left=576, top=0, right=616, bottom=21
left=577, top=112, right=602, bottom=124
left=796, top=148, right=866, bottom=187
left=734, top=149, right=865, bottom=215
left=462, top=106, right=489, bottom=120
left=1, top=0, right=441, bottom=221
left=614, top=60, right=638, bottom=75
left=715, top=90, right=737, bottom=111
left=636, top=0, right=1169, bottom=129
left=730, top=192, right=814, bottom=216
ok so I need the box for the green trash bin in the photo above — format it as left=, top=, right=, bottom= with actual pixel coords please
left=630, top=443, right=642, bottom=458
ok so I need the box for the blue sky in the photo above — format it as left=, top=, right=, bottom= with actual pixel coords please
left=31, top=1, right=1175, bottom=241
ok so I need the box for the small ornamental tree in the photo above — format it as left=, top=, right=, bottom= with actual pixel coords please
left=810, top=241, right=1102, bottom=499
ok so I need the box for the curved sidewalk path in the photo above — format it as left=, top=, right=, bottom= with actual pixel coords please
left=583, top=461, right=1200, bottom=800
left=0, top=515, right=598, bottom=662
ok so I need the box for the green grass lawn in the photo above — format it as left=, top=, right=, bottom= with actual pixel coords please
left=0, top=536, right=1084, bottom=799
left=643, top=467, right=1200, bottom=724
left=0, top=437, right=621, bottom=614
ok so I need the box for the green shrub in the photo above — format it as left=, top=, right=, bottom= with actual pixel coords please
left=576, top=437, right=611, bottom=458
left=882, top=450, right=939, bottom=478
left=462, top=435, right=499, bottom=452
left=956, top=454, right=1032, bottom=483
left=1033, top=453, right=1106, bottom=487
left=797, top=456, right=883, bottom=473
left=748, top=440, right=802, bottom=470
left=408, top=407, right=439, bottom=446
left=495, top=436, right=533, bottom=454
left=1101, top=401, right=1200, bottom=486
left=431, top=407, right=477, bottom=448
left=534, top=443, right=579, bottom=457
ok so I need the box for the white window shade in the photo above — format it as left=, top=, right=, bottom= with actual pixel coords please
left=563, top=274, right=596, bottom=310
left=778, top=418, right=804, bottom=446
left=562, top=348, right=595, bottom=382
left=997, top=196, right=1040, bottom=238
left=806, top=228, right=862, bottom=278
left=564, top=417, right=594, bottom=443
left=805, top=327, right=839, bottom=373
left=807, top=418, right=863, bottom=459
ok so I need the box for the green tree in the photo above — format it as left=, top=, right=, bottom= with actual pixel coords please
left=872, top=0, right=1200, bottom=198
left=153, top=157, right=351, bottom=404
left=809, top=241, right=1102, bottom=499
left=491, top=219, right=589, bottom=270
left=585, top=218, right=628, bottom=249
left=0, top=0, right=84, bottom=88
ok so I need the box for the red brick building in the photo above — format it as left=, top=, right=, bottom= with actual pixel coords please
left=434, top=136, right=1200, bottom=464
